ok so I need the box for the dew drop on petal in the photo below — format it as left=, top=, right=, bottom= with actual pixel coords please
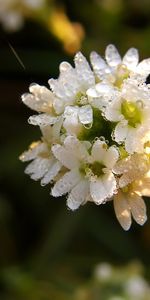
left=136, top=100, right=143, bottom=109
left=99, top=136, right=105, bottom=142
left=83, top=123, right=92, bottom=129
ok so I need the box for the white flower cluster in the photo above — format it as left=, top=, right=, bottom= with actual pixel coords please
left=20, top=44, right=150, bottom=230
left=0, top=0, right=45, bottom=31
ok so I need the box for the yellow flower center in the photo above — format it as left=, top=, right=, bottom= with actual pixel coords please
left=80, top=161, right=105, bottom=178
left=121, top=100, right=142, bottom=128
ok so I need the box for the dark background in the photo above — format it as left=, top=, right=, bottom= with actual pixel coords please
left=0, top=0, right=150, bottom=299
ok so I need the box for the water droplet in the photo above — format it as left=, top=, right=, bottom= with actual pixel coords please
left=99, top=136, right=105, bottom=142
left=136, top=100, right=143, bottom=109
left=83, top=123, right=92, bottom=129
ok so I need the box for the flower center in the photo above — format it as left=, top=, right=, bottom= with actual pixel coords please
left=121, top=100, right=142, bottom=127
left=90, top=161, right=105, bottom=177
left=75, top=91, right=88, bottom=106
left=80, top=161, right=105, bottom=178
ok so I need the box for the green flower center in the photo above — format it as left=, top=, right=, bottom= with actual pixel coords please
left=90, top=161, right=105, bottom=177
left=121, top=100, right=142, bottom=128
left=80, top=161, right=105, bottom=178
left=75, top=91, right=88, bottom=106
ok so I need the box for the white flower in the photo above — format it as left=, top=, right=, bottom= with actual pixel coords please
left=51, top=136, right=119, bottom=209
left=20, top=45, right=150, bottom=230
left=22, top=83, right=61, bottom=127
left=49, top=52, right=95, bottom=114
left=104, top=76, right=150, bottom=153
left=19, top=123, right=62, bottom=186
left=90, top=44, right=150, bottom=85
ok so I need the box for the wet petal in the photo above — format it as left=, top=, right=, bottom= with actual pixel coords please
left=128, top=194, right=147, bottom=226
left=19, top=142, right=47, bottom=162
left=64, top=136, right=89, bottom=161
left=105, top=44, right=121, bottom=68
left=136, top=58, right=150, bottom=77
left=74, top=52, right=95, bottom=89
left=114, top=122, right=128, bottom=143
left=51, top=169, right=81, bottom=197
left=103, top=146, right=119, bottom=169
left=78, top=105, right=93, bottom=124
left=90, top=51, right=109, bottom=78
left=22, top=84, right=54, bottom=113
left=25, top=157, right=51, bottom=181
left=67, top=179, right=89, bottom=210
left=91, top=140, right=107, bottom=162
left=90, top=173, right=116, bottom=204
left=28, top=114, right=59, bottom=126
left=41, top=161, right=62, bottom=186
left=122, top=48, right=139, bottom=69
left=52, top=143, right=79, bottom=169
left=114, top=190, right=131, bottom=230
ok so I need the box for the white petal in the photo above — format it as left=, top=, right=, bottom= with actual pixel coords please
left=51, top=144, right=79, bottom=169
left=128, top=194, right=147, bottom=226
left=63, top=106, right=81, bottom=135
left=51, top=169, right=81, bottom=197
left=22, top=84, right=54, bottom=112
left=105, top=44, right=121, bottom=68
left=74, top=52, right=95, bottom=89
left=122, top=48, right=139, bottom=69
left=78, top=105, right=93, bottom=124
left=136, top=58, right=150, bottom=77
left=103, top=146, right=119, bottom=169
left=104, top=97, right=122, bottom=122
left=124, top=128, right=137, bottom=154
left=90, top=178, right=106, bottom=204
left=25, top=158, right=51, bottom=180
left=64, top=136, right=89, bottom=161
left=19, top=142, right=47, bottom=162
left=91, top=140, right=107, bottom=162
left=90, top=51, right=109, bottom=78
left=59, top=61, right=73, bottom=73
left=113, top=191, right=131, bottom=230
left=102, top=173, right=117, bottom=198
left=49, top=77, right=76, bottom=105
left=90, top=173, right=116, bottom=204
left=114, top=122, right=128, bottom=143
left=67, top=179, right=89, bottom=210
left=28, top=114, right=59, bottom=126
left=41, top=161, right=62, bottom=186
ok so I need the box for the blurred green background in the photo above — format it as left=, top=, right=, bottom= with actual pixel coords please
left=0, top=0, right=150, bottom=299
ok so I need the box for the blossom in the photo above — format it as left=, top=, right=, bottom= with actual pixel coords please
left=90, top=44, right=150, bottom=85
left=113, top=153, right=150, bottom=230
left=20, top=45, right=150, bottom=230
left=20, top=123, right=62, bottom=186
left=104, top=76, right=150, bottom=153
left=51, top=136, right=119, bottom=209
